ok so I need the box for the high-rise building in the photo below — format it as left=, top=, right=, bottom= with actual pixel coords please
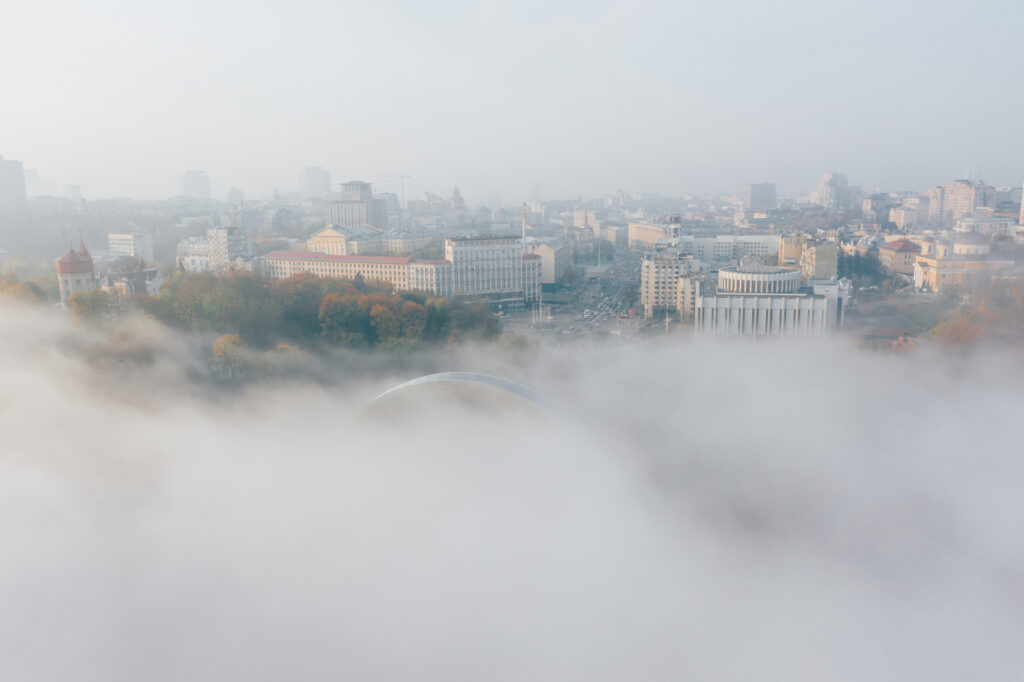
left=181, top=171, right=211, bottom=201
left=302, top=166, right=332, bottom=200
left=108, top=232, right=155, bottom=262
left=325, top=181, right=389, bottom=229
left=926, top=180, right=996, bottom=221
left=810, top=172, right=851, bottom=209
left=0, top=155, right=27, bottom=210
left=56, top=238, right=96, bottom=308
left=206, top=227, right=252, bottom=274
left=640, top=247, right=705, bottom=318
left=744, top=183, right=776, bottom=211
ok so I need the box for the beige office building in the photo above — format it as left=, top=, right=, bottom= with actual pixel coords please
left=926, top=180, right=996, bottom=221
left=628, top=221, right=676, bottom=250
left=527, top=239, right=572, bottom=285
left=799, top=241, right=838, bottom=280
left=640, top=249, right=704, bottom=318
left=261, top=251, right=452, bottom=298
left=307, top=226, right=435, bottom=256
left=878, top=239, right=921, bottom=275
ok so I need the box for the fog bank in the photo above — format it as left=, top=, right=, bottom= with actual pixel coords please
left=1, top=303, right=1021, bottom=681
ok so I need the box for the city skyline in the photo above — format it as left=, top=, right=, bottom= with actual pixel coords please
left=4, top=158, right=1020, bottom=207
left=2, top=0, right=1022, bottom=201
left=5, top=1, right=1024, bottom=678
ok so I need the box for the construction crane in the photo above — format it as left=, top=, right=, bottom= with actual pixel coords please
left=379, top=174, right=412, bottom=209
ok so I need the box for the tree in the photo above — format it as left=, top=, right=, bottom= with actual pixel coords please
left=320, top=293, right=374, bottom=347
left=370, top=303, right=401, bottom=342
left=211, top=333, right=250, bottom=381
left=399, top=300, right=427, bottom=340
left=0, top=274, right=45, bottom=302
left=146, top=271, right=495, bottom=351
left=69, top=289, right=116, bottom=320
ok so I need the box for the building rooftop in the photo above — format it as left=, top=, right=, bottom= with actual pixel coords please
left=880, top=239, right=921, bottom=253
left=721, top=264, right=798, bottom=275
left=263, top=251, right=413, bottom=264
left=56, top=239, right=94, bottom=274
left=447, top=234, right=521, bottom=242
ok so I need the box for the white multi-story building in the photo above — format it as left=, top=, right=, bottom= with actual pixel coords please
left=697, top=293, right=832, bottom=336
left=955, top=216, right=1016, bottom=236
left=107, top=232, right=154, bottom=262
left=176, top=237, right=211, bottom=272
left=260, top=251, right=453, bottom=298
left=409, top=261, right=454, bottom=298
left=444, top=236, right=541, bottom=301
left=207, top=227, right=252, bottom=274
left=325, top=181, right=389, bottom=229
left=695, top=275, right=849, bottom=338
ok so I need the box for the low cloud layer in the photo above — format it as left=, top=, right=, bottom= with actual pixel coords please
left=1, top=303, right=1021, bottom=681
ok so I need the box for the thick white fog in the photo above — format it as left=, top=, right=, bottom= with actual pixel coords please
left=1, top=302, right=1022, bottom=680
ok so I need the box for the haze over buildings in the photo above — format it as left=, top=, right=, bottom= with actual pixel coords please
left=1, top=0, right=1022, bottom=201
left=3, top=2, right=1024, bottom=677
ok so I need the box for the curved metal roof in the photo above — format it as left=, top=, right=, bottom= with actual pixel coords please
left=365, top=372, right=549, bottom=418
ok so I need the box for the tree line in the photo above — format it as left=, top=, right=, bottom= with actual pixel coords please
left=143, top=272, right=499, bottom=350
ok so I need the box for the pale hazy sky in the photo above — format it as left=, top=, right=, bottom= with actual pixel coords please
left=2, top=0, right=1021, bottom=203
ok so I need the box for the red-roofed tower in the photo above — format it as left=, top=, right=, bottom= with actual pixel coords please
left=56, top=236, right=96, bottom=308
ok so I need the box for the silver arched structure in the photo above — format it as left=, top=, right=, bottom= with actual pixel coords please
left=365, top=372, right=550, bottom=418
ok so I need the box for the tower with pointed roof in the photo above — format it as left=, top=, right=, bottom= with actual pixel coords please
left=56, top=237, right=96, bottom=308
